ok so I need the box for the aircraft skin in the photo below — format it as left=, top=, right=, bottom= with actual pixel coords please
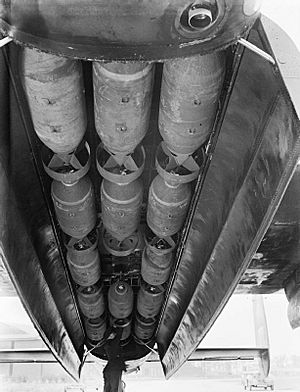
left=0, top=0, right=300, bottom=383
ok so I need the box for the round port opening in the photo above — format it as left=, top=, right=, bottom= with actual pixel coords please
left=188, top=6, right=213, bottom=29
left=175, top=0, right=225, bottom=39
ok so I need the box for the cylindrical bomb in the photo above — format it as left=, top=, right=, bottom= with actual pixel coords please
left=147, top=174, right=191, bottom=238
left=159, top=51, right=225, bottom=155
left=67, top=244, right=101, bottom=287
left=108, top=281, right=134, bottom=319
left=141, top=231, right=175, bottom=285
left=21, top=47, right=86, bottom=153
left=51, top=175, right=97, bottom=239
left=134, top=313, right=157, bottom=343
left=84, top=314, right=107, bottom=343
left=137, top=281, right=165, bottom=319
left=101, top=178, right=143, bottom=242
left=141, top=246, right=173, bottom=286
left=77, top=284, right=105, bottom=319
left=93, top=62, right=154, bottom=154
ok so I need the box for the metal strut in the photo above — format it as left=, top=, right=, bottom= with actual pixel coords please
left=0, top=36, right=12, bottom=48
left=238, top=38, right=276, bottom=65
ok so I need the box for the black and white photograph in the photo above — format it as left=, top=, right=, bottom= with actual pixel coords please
left=0, top=1, right=300, bottom=391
